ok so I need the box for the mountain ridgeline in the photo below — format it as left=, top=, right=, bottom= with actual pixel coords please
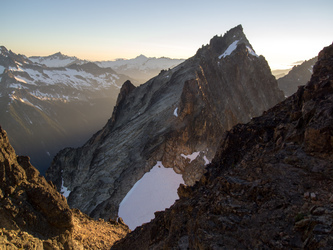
left=46, top=25, right=284, bottom=222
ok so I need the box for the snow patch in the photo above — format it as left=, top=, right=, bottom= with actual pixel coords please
left=61, top=178, right=71, bottom=198
left=246, top=46, right=259, bottom=57
left=181, top=151, right=200, bottom=163
left=203, top=156, right=211, bottom=165
left=173, top=107, right=178, bottom=117
left=182, top=150, right=211, bottom=165
left=219, top=40, right=239, bottom=59
left=118, top=161, right=184, bottom=230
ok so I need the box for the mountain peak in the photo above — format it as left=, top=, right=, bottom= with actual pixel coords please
left=0, top=45, right=9, bottom=54
left=136, top=54, right=148, bottom=59
left=195, top=24, right=252, bottom=59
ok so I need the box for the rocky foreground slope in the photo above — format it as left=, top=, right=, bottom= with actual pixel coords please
left=0, top=126, right=129, bottom=249
left=46, top=25, right=284, bottom=221
left=113, top=44, right=333, bottom=249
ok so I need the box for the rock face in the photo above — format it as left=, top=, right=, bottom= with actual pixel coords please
left=46, top=25, right=284, bottom=221
left=113, top=43, right=333, bottom=249
left=0, top=125, right=74, bottom=248
left=278, top=56, right=318, bottom=97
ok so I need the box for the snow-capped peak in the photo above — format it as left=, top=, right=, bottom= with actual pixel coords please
left=29, top=52, right=79, bottom=68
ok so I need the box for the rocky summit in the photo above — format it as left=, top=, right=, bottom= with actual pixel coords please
left=46, top=25, right=284, bottom=222
left=113, top=43, right=333, bottom=249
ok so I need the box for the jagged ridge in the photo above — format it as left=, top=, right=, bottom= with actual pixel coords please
left=113, top=43, right=333, bottom=249
left=46, top=25, right=284, bottom=223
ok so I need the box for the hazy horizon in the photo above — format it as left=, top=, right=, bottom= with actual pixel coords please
left=2, top=0, right=332, bottom=70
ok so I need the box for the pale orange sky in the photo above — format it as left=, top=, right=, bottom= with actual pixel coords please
left=2, top=0, right=332, bottom=69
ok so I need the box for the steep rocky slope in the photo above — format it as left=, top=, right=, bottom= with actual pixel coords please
left=0, top=46, right=132, bottom=174
left=113, top=43, right=333, bottom=249
left=47, top=25, right=284, bottom=223
left=0, top=126, right=129, bottom=249
left=278, top=56, right=318, bottom=97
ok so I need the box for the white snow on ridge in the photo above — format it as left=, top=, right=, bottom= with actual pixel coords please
left=246, top=46, right=259, bottom=57
left=118, top=161, right=184, bottom=230
left=20, top=67, right=120, bottom=90
left=219, top=40, right=239, bottom=59
left=29, top=56, right=77, bottom=68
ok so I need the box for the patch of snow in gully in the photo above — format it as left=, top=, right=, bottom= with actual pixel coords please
left=219, top=40, right=239, bottom=59
left=173, top=107, right=178, bottom=117
left=181, top=151, right=201, bottom=163
left=246, top=46, right=259, bottom=57
left=61, top=178, right=71, bottom=198
left=118, top=161, right=184, bottom=230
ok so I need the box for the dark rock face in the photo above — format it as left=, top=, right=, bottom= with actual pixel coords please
left=46, top=25, right=284, bottom=221
left=278, top=56, right=318, bottom=97
left=113, top=44, right=333, bottom=249
left=0, top=126, right=74, bottom=247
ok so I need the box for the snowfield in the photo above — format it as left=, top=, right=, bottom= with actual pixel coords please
left=118, top=161, right=184, bottom=230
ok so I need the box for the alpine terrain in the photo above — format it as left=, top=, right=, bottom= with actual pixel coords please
left=46, top=25, right=284, bottom=228
left=113, top=43, right=333, bottom=249
left=0, top=47, right=132, bottom=174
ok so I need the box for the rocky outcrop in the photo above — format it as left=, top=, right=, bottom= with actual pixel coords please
left=46, top=25, right=284, bottom=221
left=0, top=126, right=74, bottom=248
left=113, top=43, right=333, bottom=249
left=278, top=56, right=318, bottom=97
left=0, top=126, right=130, bottom=249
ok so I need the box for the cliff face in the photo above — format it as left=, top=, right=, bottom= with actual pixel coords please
left=46, top=25, right=284, bottom=221
left=113, top=44, right=333, bottom=249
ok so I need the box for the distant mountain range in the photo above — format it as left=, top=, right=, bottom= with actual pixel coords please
left=0, top=47, right=184, bottom=174
left=96, top=55, right=185, bottom=84
left=30, top=52, right=185, bottom=84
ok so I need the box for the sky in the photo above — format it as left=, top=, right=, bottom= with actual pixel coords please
left=1, top=0, right=332, bottom=69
